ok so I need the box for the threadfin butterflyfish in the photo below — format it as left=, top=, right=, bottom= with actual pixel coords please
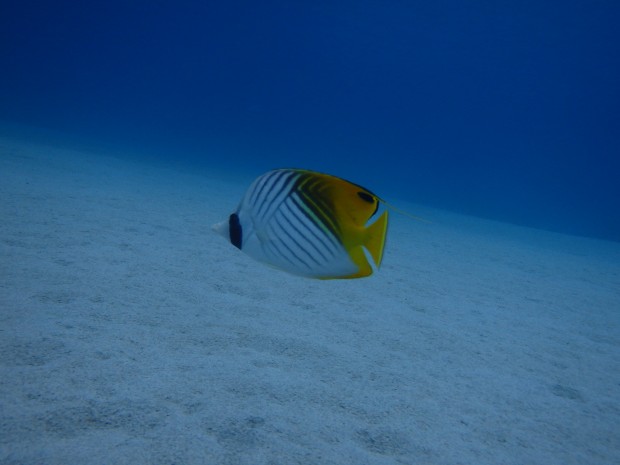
left=212, top=168, right=389, bottom=279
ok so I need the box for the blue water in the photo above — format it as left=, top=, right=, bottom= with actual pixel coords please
left=2, top=1, right=619, bottom=241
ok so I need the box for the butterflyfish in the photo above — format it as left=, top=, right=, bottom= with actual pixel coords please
left=212, top=168, right=389, bottom=279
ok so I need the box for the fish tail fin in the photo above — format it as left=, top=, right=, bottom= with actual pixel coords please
left=364, top=210, right=389, bottom=267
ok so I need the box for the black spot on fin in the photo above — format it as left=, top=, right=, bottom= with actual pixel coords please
left=358, top=191, right=380, bottom=217
left=357, top=191, right=375, bottom=203
left=229, top=213, right=242, bottom=249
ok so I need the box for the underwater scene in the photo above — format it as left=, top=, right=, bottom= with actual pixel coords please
left=1, top=1, right=619, bottom=464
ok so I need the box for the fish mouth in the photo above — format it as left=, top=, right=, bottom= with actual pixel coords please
left=212, top=220, right=229, bottom=236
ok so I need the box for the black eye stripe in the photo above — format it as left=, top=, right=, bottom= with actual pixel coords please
left=229, top=213, right=242, bottom=249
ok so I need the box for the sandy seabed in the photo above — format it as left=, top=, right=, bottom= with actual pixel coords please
left=1, top=137, right=619, bottom=465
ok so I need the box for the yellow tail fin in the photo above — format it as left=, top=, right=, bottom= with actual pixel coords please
left=364, top=210, right=389, bottom=267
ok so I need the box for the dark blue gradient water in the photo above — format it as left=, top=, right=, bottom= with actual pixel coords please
left=2, top=1, right=619, bottom=241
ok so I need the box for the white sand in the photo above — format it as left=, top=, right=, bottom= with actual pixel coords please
left=1, top=137, right=619, bottom=465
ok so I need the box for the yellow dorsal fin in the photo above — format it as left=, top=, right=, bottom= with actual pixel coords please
left=300, top=171, right=380, bottom=228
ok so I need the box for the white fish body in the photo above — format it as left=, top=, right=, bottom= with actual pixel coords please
left=213, top=169, right=388, bottom=279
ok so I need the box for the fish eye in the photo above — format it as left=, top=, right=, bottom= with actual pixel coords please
left=357, top=191, right=375, bottom=203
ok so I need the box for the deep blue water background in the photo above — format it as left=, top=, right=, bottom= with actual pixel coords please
left=1, top=1, right=619, bottom=241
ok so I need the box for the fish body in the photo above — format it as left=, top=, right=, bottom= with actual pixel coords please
left=213, top=169, right=388, bottom=279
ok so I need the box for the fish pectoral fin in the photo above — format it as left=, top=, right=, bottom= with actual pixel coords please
left=364, top=210, right=388, bottom=267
